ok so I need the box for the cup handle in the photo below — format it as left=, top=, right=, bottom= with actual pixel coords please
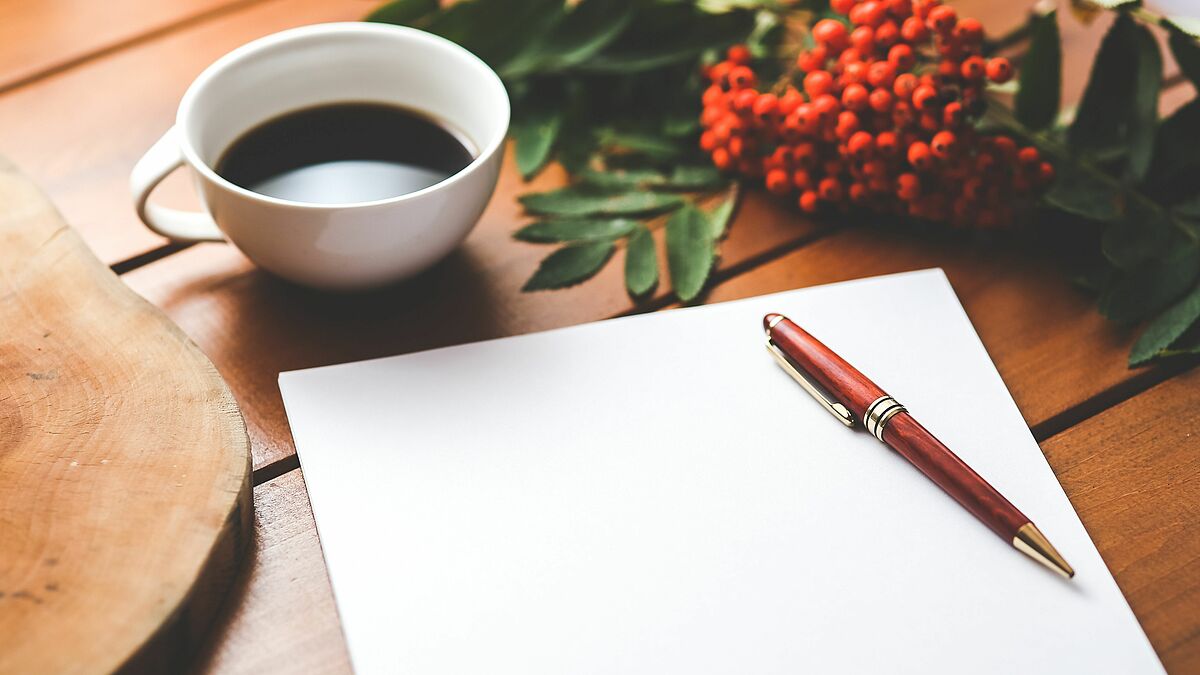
left=130, top=126, right=225, bottom=243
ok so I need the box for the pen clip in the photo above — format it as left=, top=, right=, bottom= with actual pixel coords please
left=766, top=339, right=856, bottom=428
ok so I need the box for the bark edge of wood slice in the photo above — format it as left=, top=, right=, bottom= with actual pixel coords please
left=0, top=157, right=252, bottom=674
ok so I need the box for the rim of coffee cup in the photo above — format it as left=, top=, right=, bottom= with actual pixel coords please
left=175, top=22, right=511, bottom=210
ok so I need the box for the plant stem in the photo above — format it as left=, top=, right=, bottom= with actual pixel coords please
left=984, top=100, right=1200, bottom=244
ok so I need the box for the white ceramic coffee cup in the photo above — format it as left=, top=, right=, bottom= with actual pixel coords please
left=131, top=22, right=509, bottom=290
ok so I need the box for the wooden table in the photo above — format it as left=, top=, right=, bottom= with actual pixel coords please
left=3, top=1, right=1197, bottom=672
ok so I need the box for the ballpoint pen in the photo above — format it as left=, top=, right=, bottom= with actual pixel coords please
left=763, top=312, right=1074, bottom=578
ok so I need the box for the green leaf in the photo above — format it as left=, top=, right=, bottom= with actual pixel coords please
left=665, top=204, right=716, bottom=302
left=522, top=241, right=615, bottom=291
left=579, top=168, right=665, bottom=189
left=1099, top=244, right=1200, bottom=323
left=1169, top=30, right=1200, bottom=89
left=707, top=186, right=738, bottom=239
left=424, top=0, right=562, bottom=69
left=1174, top=193, right=1200, bottom=220
left=1130, top=282, right=1200, bottom=365
left=1128, top=21, right=1163, bottom=181
left=1069, top=13, right=1138, bottom=153
left=579, top=5, right=754, bottom=73
left=1101, top=207, right=1172, bottom=269
left=365, top=0, right=438, bottom=24
left=624, top=225, right=659, bottom=296
left=514, top=218, right=637, bottom=243
left=513, top=102, right=563, bottom=180
left=661, top=165, right=724, bottom=191
left=501, top=0, right=634, bottom=77
left=520, top=187, right=684, bottom=217
left=1042, top=165, right=1121, bottom=222
left=596, top=130, right=684, bottom=160
left=1015, top=10, right=1061, bottom=131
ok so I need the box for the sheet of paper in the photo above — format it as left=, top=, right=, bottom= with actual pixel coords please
left=280, top=269, right=1162, bottom=674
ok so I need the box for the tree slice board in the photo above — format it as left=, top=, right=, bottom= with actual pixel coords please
left=0, top=157, right=252, bottom=673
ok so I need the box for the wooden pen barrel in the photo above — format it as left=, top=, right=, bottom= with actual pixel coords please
left=882, top=413, right=1029, bottom=539
left=764, top=313, right=887, bottom=417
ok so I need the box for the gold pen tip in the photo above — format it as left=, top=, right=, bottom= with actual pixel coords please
left=1013, top=523, right=1075, bottom=579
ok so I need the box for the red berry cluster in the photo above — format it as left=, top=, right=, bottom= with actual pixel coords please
left=699, top=0, right=1054, bottom=228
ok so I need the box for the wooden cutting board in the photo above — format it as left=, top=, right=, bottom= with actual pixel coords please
left=0, top=158, right=252, bottom=673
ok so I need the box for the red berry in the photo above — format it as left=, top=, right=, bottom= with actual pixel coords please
left=841, top=83, right=870, bottom=111
left=887, top=0, right=912, bottom=17
left=907, top=140, right=934, bottom=169
left=819, top=177, right=844, bottom=201
left=912, top=0, right=938, bottom=21
left=838, top=48, right=865, bottom=66
left=867, top=60, right=896, bottom=88
left=848, top=130, right=875, bottom=157
left=733, top=88, right=758, bottom=114
left=836, top=110, right=862, bottom=139
left=937, top=58, right=959, bottom=79
left=792, top=142, right=818, bottom=166
left=812, top=94, right=841, bottom=122
left=960, top=56, right=986, bottom=81
left=792, top=169, right=813, bottom=189
left=989, top=135, right=1017, bottom=160
left=712, top=147, right=732, bottom=170
left=893, top=72, right=918, bottom=99
left=858, top=1, right=888, bottom=27
left=752, top=93, right=779, bottom=121
left=930, top=130, right=957, bottom=158
left=700, top=130, right=718, bottom=152
left=875, top=20, right=900, bottom=48
left=843, top=61, right=869, bottom=84
left=1036, top=161, right=1055, bottom=185
left=1018, top=146, right=1041, bottom=167
left=986, top=57, right=1013, bottom=83
left=876, top=130, right=899, bottom=156
left=926, top=5, right=957, bottom=33
left=911, top=84, right=939, bottom=110
left=702, top=85, right=723, bottom=107
left=869, top=88, right=894, bottom=113
left=708, top=61, right=732, bottom=85
left=700, top=105, right=722, bottom=127
left=888, top=44, right=915, bottom=71
left=831, top=0, right=858, bottom=15
left=900, top=16, right=927, bottom=42
left=796, top=46, right=828, bottom=72
left=954, top=17, right=983, bottom=45
left=766, top=168, right=791, bottom=195
left=729, top=66, right=756, bottom=89
left=727, top=44, right=751, bottom=65
left=794, top=104, right=821, bottom=134
left=850, top=25, right=875, bottom=52
left=779, top=88, right=804, bottom=116
left=813, top=19, right=849, bottom=49
left=804, top=70, right=835, bottom=97
left=896, top=172, right=921, bottom=200
left=799, top=190, right=820, bottom=212
left=942, top=101, right=964, bottom=128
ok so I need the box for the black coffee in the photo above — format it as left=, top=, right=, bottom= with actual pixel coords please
left=216, top=102, right=475, bottom=205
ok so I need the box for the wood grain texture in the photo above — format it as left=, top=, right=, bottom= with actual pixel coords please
left=1041, top=368, right=1200, bottom=673
left=0, top=0, right=250, bottom=91
left=705, top=227, right=1142, bottom=432
left=0, top=158, right=251, bottom=673
left=121, top=148, right=818, bottom=474
left=191, top=470, right=351, bottom=675
left=0, top=0, right=363, bottom=264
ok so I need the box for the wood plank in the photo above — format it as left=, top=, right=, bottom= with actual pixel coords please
left=703, top=227, right=1148, bottom=435
left=191, top=470, right=351, bottom=675
left=1040, top=368, right=1200, bottom=673
left=121, top=148, right=817, bottom=473
left=0, top=158, right=251, bottom=672
left=0, top=0, right=364, bottom=264
left=0, top=0, right=251, bottom=91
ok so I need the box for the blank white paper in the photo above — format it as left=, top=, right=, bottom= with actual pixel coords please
left=280, top=269, right=1163, bottom=674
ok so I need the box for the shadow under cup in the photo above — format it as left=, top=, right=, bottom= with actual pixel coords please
left=176, top=23, right=510, bottom=290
